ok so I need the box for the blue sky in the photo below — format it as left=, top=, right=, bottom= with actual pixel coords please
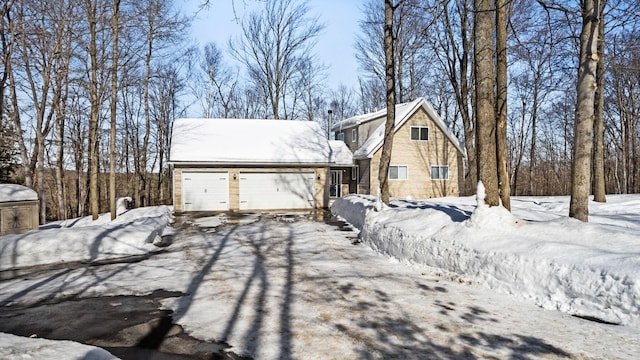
left=186, top=0, right=364, bottom=89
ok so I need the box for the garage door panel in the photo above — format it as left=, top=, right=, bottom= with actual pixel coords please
left=239, top=172, right=315, bottom=210
left=182, top=172, right=229, bottom=211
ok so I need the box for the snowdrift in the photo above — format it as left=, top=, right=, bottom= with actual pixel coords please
left=0, top=206, right=173, bottom=271
left=332, top=195, right=640, bottom=327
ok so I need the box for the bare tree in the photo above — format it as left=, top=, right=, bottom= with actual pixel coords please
left=496, top=0, right=510, bottom=209
left=474, top=0, right=499, bottom=205
left=429, top=0, right=475, bottom=195
left=110, top=0, right=120, bottom=220
left=229, top=0, right=323, bottom=119
left=570, top=0, right=603, bottom=222
left=84, top=0, right=101, bottom=220
left=379, top=0, right=397, bottom=206
left=592, top=3, right=606, bottom=202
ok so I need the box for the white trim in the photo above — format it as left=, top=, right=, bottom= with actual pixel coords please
left=430, top=165, right=449, bottom=180
left=389, top=165, right=408, bottom=180
left=410, top=126, right=429, bottom=141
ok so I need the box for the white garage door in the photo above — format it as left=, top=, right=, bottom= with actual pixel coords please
left=239, top=172, right=315, bottom=210
left=182, top=172, right=229, bottom=211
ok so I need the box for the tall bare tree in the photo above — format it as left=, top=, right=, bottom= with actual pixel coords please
left=109, top=0, right=120, bottom=220
left=496, top=0, right=510, bottom=209
left=82, top=0, right=101, bottom=220
left=592, top=3, right=606, bottom=203
left=229, top=0, right=323, bottom=119
left=474, top=0, right=499, bottom=205
left=430, top=0, right=475, bottom=195
left=379, top=0, right=397, bottom=205
left=570, top=0, right=603, bottom=221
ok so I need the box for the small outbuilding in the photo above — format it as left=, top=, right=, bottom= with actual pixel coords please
left=0, top=184, right=39, bottom=235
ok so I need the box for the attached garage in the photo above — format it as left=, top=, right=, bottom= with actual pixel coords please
left=169, top=118, right=354, bottom=213
left=239, top=172, right=315, bottom=210
left=181, top=172, right=229, bottom=211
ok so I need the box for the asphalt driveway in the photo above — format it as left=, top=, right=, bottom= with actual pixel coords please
left=0, top=211, right=635, bottom=359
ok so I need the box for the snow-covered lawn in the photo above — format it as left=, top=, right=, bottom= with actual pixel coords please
left=332, top=191, right=640, bottom=327
left=0, top=193, right=638, bottom=359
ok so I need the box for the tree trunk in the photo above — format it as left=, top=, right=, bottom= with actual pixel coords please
left=87, top=0, right=100, bottom=220
left=379, top=0, right=396, bottom=206
left=570, top=0, right=600, bottom=222
left=110, top=0, right=120, bottom=219
left=495, top=0, right=510, bottom=210
left=592, top=4, right=606, bottom=203
left=474, top=0, right=499, bottom=206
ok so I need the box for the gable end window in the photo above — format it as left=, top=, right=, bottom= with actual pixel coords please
left=410, top=126, right=429, bottom=141
left=430, top=165, right=449, bottom=180
left=352, top=129, right=357, bottom=142
left=389, top=165, right=408, bottom=180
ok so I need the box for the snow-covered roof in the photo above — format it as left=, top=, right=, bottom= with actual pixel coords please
left=328, top=140, right=355, bottom=166
left=0, top=184, right=38, bottom=202
left=346, top=98, right=465, bottom=159
left=331, top=100, right=418, bottom=132
left=169, top=118, right=352, bottom=166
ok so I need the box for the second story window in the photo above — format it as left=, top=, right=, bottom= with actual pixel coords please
left=411, top=126, right=429, bottom=141
left=352, top=129, right=357, bottom=142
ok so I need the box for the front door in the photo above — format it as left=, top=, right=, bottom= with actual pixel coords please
left=330, top=170, right=342, bottom=198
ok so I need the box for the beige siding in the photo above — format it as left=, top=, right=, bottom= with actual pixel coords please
left=334, top=116, right=385, bottom=152
left=174, top=166, right=329, bottom=212
left=368, top=108, right=461, bottom=200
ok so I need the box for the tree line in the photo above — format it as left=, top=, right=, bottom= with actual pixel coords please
left=1, top=0, right=639, bottom=223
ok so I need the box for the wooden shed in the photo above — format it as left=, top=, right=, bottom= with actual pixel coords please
left=0, top=184, right=39, bottom=236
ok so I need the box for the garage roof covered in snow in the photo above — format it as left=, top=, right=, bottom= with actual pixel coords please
left=169, top=118, right=353, bottom=166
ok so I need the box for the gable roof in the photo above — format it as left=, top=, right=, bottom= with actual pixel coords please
left=333, top=98, right=465, bottom=159
left=169, top=118, right=353, bottom=166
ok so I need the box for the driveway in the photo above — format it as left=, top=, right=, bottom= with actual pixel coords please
left=0, top=211, right=635, bottom=359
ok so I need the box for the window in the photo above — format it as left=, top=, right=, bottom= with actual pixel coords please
left=352, top=165, right=359, bottom=181
left=351, top=129, right=357, bottom=142
left=430, top=165, right=449, bottom=180
left=410, top=126, right=429, bottom=141
left=389, top=165, right=408, bottom=180
left=336, top=132, right=344, bottom=141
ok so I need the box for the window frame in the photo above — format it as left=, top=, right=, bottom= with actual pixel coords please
left=351, top=128, right=357, bottom=143
left=410, top=126, right=429, bottom=141
left=430, top=165, right=449, bottom=180
left=352, top=165, right=359, bottom=181
left=388, top=165, right=408, bottom=180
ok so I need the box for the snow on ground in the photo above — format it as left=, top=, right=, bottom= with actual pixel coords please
left=0, top=205, right=173, bottom=271
left=0, top=332, right=117, bottom=360
left=0, top=194, right=639, bottom=359
left=332, top=192, right=640, bottom=327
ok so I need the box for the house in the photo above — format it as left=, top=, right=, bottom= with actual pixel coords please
left=0, top=184, right=39, bottom=235
left=169, top=118, right=353, bottom=212
left=331, top=97, right=465, bottom=200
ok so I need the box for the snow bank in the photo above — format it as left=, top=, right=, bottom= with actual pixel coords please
left=0, top=332, right=117, bottom=359
left=0, top=206, right=174, bottom=271
left=332, top=195, right=640, bottom=327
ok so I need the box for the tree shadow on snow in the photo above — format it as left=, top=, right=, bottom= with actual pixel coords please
left=392, top=200, right=472, bottom=223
